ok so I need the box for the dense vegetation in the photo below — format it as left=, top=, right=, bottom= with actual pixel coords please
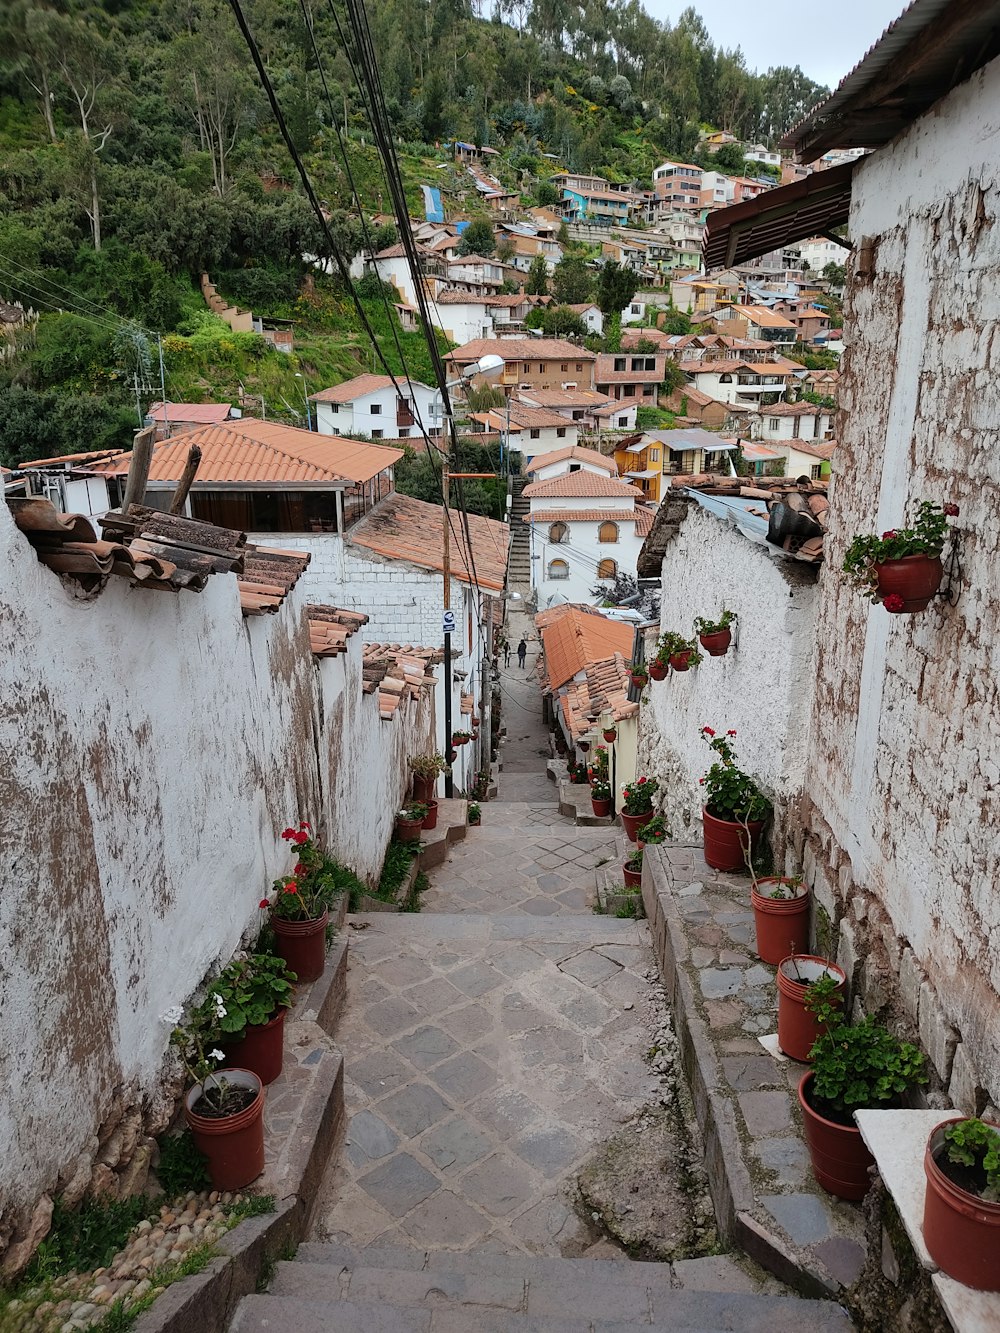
left=0, top=0, right=828, bottom=466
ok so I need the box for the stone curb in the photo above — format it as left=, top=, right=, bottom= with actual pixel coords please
left=133, top=943, right=349, bottom=1333
left=641, top=847, right=836, bottom=1302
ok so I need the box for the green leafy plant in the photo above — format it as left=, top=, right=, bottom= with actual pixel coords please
left=451, top=730, right=472, bottom=743
left=942, top=1119, right=1000, bottom=1201
left=625, top=848, right=643, bottom=871
left=408, top=753, right=446, bottom=778
left=804, top=971, right=843, bottom=1029
left=621, top=776, right=659, bottom=816
left=657, top=629, right=702, bottom=666
left=699, top=727, right=770, bottom=823
left=591, top=779, right=612, bottom=801
left=398, top=802, right=428, bottom=822
left=468, top=802, right=481, bottom=822
left=842, top=500, right=959, bottom=600
left=207, top=952, right=297, bottom=1034
left=637, top=814, right=670, bottom=843
left=266, top=822, right=342, bottom=922
left=156, top=1130, right=210, bottom=1195
left=627, top=661, right=648, bottom=680
left=694, top=608, right=735, bottom=635
left=25, top=1196, right=154, bottom=1284
left=587, top=745, right=609, bottom=782
left=809, top=1016, right=927, bottom=1116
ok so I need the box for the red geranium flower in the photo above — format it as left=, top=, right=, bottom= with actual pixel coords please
left=943, top=502, right=960, bottom=517
left=281, top=827, right=296, bottom=840
left=258, top=898, right=270, bottom=909
left=638, top=776, right=646, bottom=784
left=702, top=726, right=715, bottom=736
left=882, top=530, right=897, bottom=540
left=299, top=821, right=312, bottom=831
left=698, top=777, right=705, bottom=785
left=727, top=729, right=737, bottom=737
left=284, top=883, right=299, bottom=894
left=883, top=593, right=906, bottom=612
left=292, top=831, right=308, bottom=845
left=294, top=862, right=306, bottom=875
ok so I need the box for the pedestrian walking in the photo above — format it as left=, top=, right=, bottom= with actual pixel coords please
left=517, top=638, right=527, bottom=669
left=503, top=638, right=511, bottom=667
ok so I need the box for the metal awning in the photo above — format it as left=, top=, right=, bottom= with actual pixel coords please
left=701, top=443, right=737, bottom=454
left=625, top=469, right=658, bottom=478
left=703, top=161, right=855, bottom=271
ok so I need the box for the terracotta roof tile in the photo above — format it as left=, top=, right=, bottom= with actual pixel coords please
left=306, top=605, right=370, bottom=653
left=446, top=338, right=596, bottom=363
left=146, top=402, right=232, bottom=424
left=524, top=446, right=616, bottom=474
left=361, top=641, right=442, bottom=720
left=523, top=472, right=642, bottom=499
left=524, top=508, right=650, bottom=525
left=560, top=651, right=639, bottom=739
left=347, top=492, right=509, bottom=592
left=239, top=545, right=311, bottom=615
left=309, top=374, right=398, bottom=403
left=535, top=603, right=635, bottom=691
left=516, top=389, right=613, bottom=410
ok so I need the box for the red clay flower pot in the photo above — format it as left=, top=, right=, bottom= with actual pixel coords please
left=669, top=650, right=693, bottom=672
left=422, top=799, right=439, bottom=831
left=184, top=1069, right=265, bottom=1192
left=412, top=774, right=436, bottom=804
left=702, top=807, right=763, bottom=872
left=447, top=749, right=458, bottom=762
left=271, top=910, right=328, bottom=984
left=777, top=956, right=846, bottom=1061
left=699, top=628, right=732, bottom=657
left=620, top=810, right=650, bottom=842
left=603, top=728, right=617, bottom=743
left=798, top=1072, right=874, bottom=1201
left=875, top=554, right=943, bottom=612
left=751, top=879, right=811, bottom=965
left=395, top=815, right=424, bottom=843
left=222, top=1008, right=286, bottom=1086
left=591, top=796, right=611, bottom=817
left=923, top=1118, right=1000, bottom=1291
left=623, top=862, right=642, bottom=888
left=648, top=661, right=668, bottom=681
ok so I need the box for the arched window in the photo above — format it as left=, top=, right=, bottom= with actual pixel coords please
left=719, top=373, right=732, bottom=383
left=548, top=521, right=569, bottom=544
left=598, top=521, right=619, bottom=544
left=597, top=558, right=618, bottom=579
left=547, top=559, right=570, bottom=580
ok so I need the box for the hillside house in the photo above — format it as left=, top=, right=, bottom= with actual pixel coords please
left=660, top=385, right=729, bottom=428
left=468, top=400, right=579, bottom=462
left=368, top=241, right=442, bottom=308
left=677, top=357, right=794, bottom=407
left=652, top=161, right=704, bottom=213
left=429, top=291, right=497, bottom=345
left=726, top=304, right=797, bottom=344
left=567, top=303, right=604, bottom=335
left=522, top=466, right=652, bottom=606
left=310, top=374, right=438, bottom=441
left=621, top=428, right=733, bottom=490
left=774, top=438, right=836, bottom=479
left=446, top=338, right=597, bottom=392
left=516, top=387, right=634, bottom=432
left=746, top=402, right=836, bottom=442
left=594, top=351, right=665, bottom=405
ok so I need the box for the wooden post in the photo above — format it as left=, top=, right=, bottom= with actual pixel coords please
left=122, top=426, right=155, bottom=514
left=169, top=445, right=202, bottom=516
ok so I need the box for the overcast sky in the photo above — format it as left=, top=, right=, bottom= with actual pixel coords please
left=643, top=0, right=905, bottom=89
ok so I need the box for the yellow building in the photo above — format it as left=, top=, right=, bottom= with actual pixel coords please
left=616, top=428, right=735, bottom=497
left=615, top=435, right=668, bottom=502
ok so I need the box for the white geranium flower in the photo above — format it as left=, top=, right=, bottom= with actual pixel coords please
left=209, top=1049, right=225, bottom=1062
left=162, top=1005, right=184, bottom=1026
left=212, top=993, right=227, bottom=1018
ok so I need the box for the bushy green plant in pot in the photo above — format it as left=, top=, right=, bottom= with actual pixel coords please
left=694, top=608, right=735, bottom=657
left=923, top=1117, right=1000, bottom=1290
left=659, top=629, right=703, bottom=673
left=699, top=727, right=771, bottom=871
left=216, top=950, right=297, bottom=1085
left=409, top=753, right=445, bottom=802
left=620, top=776, right=659, bottom=842
left=637, top=813, right=669, bottom=847
left=266, top=822, right=341, bottom=983
left=468, top=801, right=481, bottom=826
left=842, top=498, right=958, bottom=613
left=799, top=1014, right=927, bottom=1200
left=623, top=847, right=642, bottom=887
left=628, top=660, right=649, bottom=688
left=396, top=802, right=428, bottom=843
left=591, top=778, right=612, bottom=817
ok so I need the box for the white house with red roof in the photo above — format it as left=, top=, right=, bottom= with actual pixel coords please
left=521, top=464, right=654, bottom=606
left=310, top=374, right=438, bottom=442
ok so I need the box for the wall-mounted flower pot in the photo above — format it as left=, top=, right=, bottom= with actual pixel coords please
left=630, top=672, right=649, bottom=690
left=222, top=1009, right=286, bottom=1086
left=648, top=662, right=668, bottom=681
left=184, top=1069, right=265, bottom=1192
left=669, top=651, right=693, bottom=672
left=702, top=807, right=763, bottom=872
left=751, top=878, right=811, bottom=965
left=591, top=796, right=611, bottom=817
left=623, top=862, right=642, bottom=888
left=798, top=1071, right=874, bottom=1202
left=776, top=956, right=845, bottom=1062
left=923, top=1118, right=1000, bottom=1291
left=395, top=815, right=424, bottom=843
left=875, top=554, right=943, bottom=612
left=422, top=799, right=439, bottom=831
left=447, top=748, right=458, bottom=763
left=271, top=910, right=329, bottom=984
left=603, top=728, right=617, bottom=743
left=699, top=628, right=732, bottom=657
left=620, top=811, right=650, bottom=842
left=453, top=736, right=469, bottom=746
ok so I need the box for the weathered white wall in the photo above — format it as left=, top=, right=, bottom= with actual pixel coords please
left=638, top=502, right=818, bottom=848
left=0, top=501, right=433, bottom=1261
left=800, top=54, right=1000, bottom=1106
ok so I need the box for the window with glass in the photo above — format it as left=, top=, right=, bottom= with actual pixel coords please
left=190, top=490, right=340, bottom=533
left=547, top=558, right=570, bottom=579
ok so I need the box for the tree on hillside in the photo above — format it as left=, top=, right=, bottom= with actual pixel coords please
left=662, top=312, right=691, bottom=335
left=662, top=361, right=685, bottom=395
left=524, top=304, right=587, bottom=337
left=552, top=254, right=592, bottom=304
left=596, top=261, right=638, bottom=318
left=534, top=180, right=559, bottom=207
left=710, top=142, right=750, bottom=175
left=458, top=219, right=496, bottom=256
left=822, top=260, right=846, bottom=288
left=525, top=252, right=549, bottom=295
left=5, top=2, right=60, bottom=143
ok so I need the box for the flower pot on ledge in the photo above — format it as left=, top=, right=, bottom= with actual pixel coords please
left=271, top=910, right=329, bottom=984
left=222, top=1009, right=286, bottom=1086
left=591, top=796, right=611, bottom=817
left=751, top=878, right=811, bottom=965
left=620, top=811, right=650, bottom=842
left=923, top=1118, right=1000, bottom=1291
left=798, top=1071, right=873, bottom=1201
left=648, top=661, right=668, bottom=681
left=184, top=1069, right=265, bottom=1192
left=777, top=956, right=845, bottom=1062
left=701, top=807, right=763, bottom=872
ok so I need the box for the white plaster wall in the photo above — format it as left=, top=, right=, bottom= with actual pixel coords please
left=532, top=457, right=608, bottom=483
left=431, top=304, right=492, bottom=346
left=638, top=503, right=818, bottom=845
left=519, top=425, right=578, bottom=460
left=0, top=502, right=436, bottom=1247
left=314, top=385, right=437, bottom=440
left=802, top=53, right=1000, bottom=1102
left=530, top=511, right=644, bottom=606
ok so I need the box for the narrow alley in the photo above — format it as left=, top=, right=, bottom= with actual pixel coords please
left=231, top=611, right=853, bottom=1330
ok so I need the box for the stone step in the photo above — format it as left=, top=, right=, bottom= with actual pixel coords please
left=231, top=1247, right=851, bottom=1330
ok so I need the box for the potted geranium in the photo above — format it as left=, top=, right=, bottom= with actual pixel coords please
left=588, top=746, right=609, bottom=786
left=602, top=724, right=617, bottom=743
left=637, top=813, right=669, bottom=848
left=408, top=753, right=445, bottom=804
left=647, top=649, right=668, bottom=681
left=800, top=1008, right=926, bottom=1201
left=591, top=779, right=612, bottom=818
left=842, top=499, right=959, bottom=612
left=751, top=876, right=811, bottom=965
left=659, top=630, right=702, bottom=673
left=694, top=609, right=736, bottom=657
left=699, top=727, right=770, bottom=871
left=620, top=776, right=659, bottom=842
left=468, top=802, right=481, bottom=827
left=923, top=1117, right=1000, bottom=1290
left=169, top=1007, right=265, bottom=1192
left=628, top=661, right=649, bottom=690
left=777, top=959, right=845, bottom=1061
left=452, top=730, right=472, bottom=746
left=396, top=802, right=427, bottom=843
left=268, top=822, right=337, bottom=983
left=623, top=848, right=642, bottom=888
left=216, top=949, right=297, bottom=1086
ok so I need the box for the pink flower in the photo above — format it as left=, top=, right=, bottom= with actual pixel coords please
left=943, top=502, right=960, bottom=517
left=881, top=530, right=897, bottom=541
left=883, top=593, right=906, bottom=613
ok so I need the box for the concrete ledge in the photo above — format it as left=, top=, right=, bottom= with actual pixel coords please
left=134, top=945, right=348, bottom=1333
left=418, top=800, right=468, bottom=871
left=558, top=779, right=612, bottom=826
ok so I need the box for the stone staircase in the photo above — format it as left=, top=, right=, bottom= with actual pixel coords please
left=508, top=476, right=531, bottom=588
left=230, top=1242, right=852, bottom=1330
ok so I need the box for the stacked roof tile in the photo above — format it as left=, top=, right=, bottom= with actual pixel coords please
left=239, top=545, right=312, bottom=615
left=535, top=604, right=636, bottom=692
left=307, top=606, right=370, bottom=656
left=361, top=643, right=442, bottom=721
left=348, top=492, right=509, bottom=592
left=560, top=653, right=639, bottom=740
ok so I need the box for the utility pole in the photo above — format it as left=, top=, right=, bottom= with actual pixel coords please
left=442, top=410, right=455, bottom=799
left=157, top=333, right=169, bottom=437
